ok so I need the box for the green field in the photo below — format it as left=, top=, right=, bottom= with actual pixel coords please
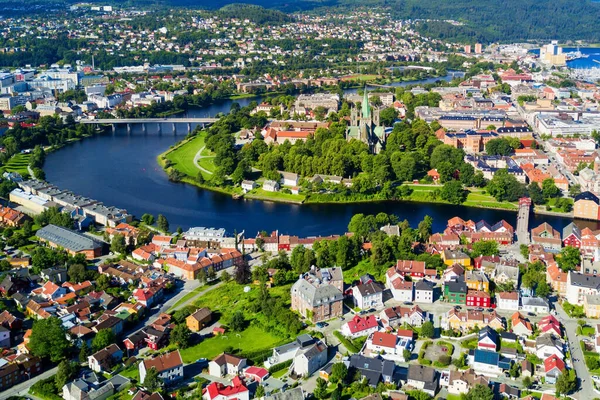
left=405, top=184, right=519, bottom=211
left=164, top=133, right=215, bottom=178
left=180, top=325, right=283, bottom=363
left=0, top=153, right=31, bottom=176
left=245, top=188, right=305, bottom=203
left=341, top=74, right=381, bottom=81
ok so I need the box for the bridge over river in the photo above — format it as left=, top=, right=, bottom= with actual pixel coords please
left=79, top=117, right=219, bottom=133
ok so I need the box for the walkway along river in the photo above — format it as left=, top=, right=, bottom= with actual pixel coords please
left=43, top=75, right=600, bottom=236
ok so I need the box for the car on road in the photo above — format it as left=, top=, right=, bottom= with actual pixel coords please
left=367, top=308, right=376, bottom=313
left=528, top=312, right=536, bottom=316
left=403, top=302, right=413, bottom=305
left=316, top=322, right=328, bottom=328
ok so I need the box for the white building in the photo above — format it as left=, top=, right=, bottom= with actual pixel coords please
left=566, top=271, right=600, bottom=305
left=386, top=276, right=413, bottom=302
left=521, top=297, right=550, bottom=314
left=495, top=292, right=519, bottom=311
left=353, top=282, right=384, bottom=310
left=139, top=351, right=183, bottom=384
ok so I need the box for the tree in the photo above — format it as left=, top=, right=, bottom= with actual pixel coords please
left=79, top=341, right=92, bottom=363
left=471, top=240, right=499, bottom=257
left=234, top=260, right=251, bottom=284
left=157, top=214, right=169, bottom=233
left=536, top=281, right=551, bottom=297
left=314, top=377, right=327, bottom=400
left=143, top=367, right=162, bottom=391
left=522, top=376, right=532, bottom=388
left=197, top=269, right=207, bottom=284
left=347, top=213, right=377, bottom=239
left=207, top=266, right=216, bottom=281
left=541, top=178, right=561, bottom=200
left=440, top=180, right=466, bottom=205
left=557, top=246, right=581, bottom=272
left=110, top=234, right=127, bottom=254
left=403, top=348, right=412, bottom=361
left=55, top=360, right=79, bottom=391
left=421, top=321, right=434, bottom=338
left=96, top=274, right=111, bottom=291
left=486, top=169, right=526, bottom=202
left=229, top=311, right=246, bottom=331
left=555, top=370, right=577, bottom=395
left=520, top=244, right=529, bottom=260
left=29, top=317, right=71, bottom=362
left=141, top=213, right=155, bottom=225
left=92, top=328, right=116, bottom=352
left=417, top=215, right=433, bottom=242
left=221, top=270, right=231, bottom=282
left=485, top=138, right=513, bottom=156
left=68, top=263, right=88, bottom=283
left=329, top=363, right=348, bottom=384
left=255, top=385, right=265, bottom=398
left=465, top=384, right=494, bottom=400
left=569, top=184, right=582, bottom=197
left=527, top=182, right=544, bottom=205
left=379, top=107, right=398, bottom=126
left=170, top=324, right=192, bottom=349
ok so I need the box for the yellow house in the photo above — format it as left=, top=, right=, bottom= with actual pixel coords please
left=465, top=270, right=490, bottom=292
left=584, top=294, right=600, bottom=318
left=186, top=307, right=212, bottom=332
left=442, top=250, right=471, bottom=267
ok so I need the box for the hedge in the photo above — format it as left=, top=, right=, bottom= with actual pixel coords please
left=268, top=359, right=293, bottom=374
left=334, top=331, right=360, bottom=353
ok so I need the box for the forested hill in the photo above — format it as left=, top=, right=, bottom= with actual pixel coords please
left=216, top=4, right=293, bottom=25
left=165, top=0, right=600, bottom=43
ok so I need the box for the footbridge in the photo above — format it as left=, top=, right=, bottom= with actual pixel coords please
left=516, top=197, right=532, bottom=245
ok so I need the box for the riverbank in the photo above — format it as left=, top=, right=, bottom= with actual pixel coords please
left=157, top=133, right=581, bottom=218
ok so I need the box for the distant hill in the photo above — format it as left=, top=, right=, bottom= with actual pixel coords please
left=162, top=0, right=600, bottom=43
left=216, top=4, right=293, bottom=24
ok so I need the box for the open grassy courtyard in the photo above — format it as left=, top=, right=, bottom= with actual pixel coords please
left=180, top=325, right=284, bottom=363
left=164, top=132, right=215, bottom=178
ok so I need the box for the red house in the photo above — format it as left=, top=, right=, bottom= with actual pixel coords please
left=123, top=330, right=147, bottom=353
left=562, top=223, right=581, bottom=248
left=466, top=290, right=491, bottom=308
left=473, top=255, right=500, bottom=270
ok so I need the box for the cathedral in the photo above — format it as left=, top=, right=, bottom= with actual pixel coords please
left=347, top=88, right=386, bottom=153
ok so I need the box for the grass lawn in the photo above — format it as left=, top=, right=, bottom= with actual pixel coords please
left=446, top=395, right=463, bottom=400
left=0, top=153, right=31, bottom=176
left=343, top=259, right=389, bottom=284
left=119, top=362, right=140, bottom=382
left=272, top=368, right=287, bottom=378
left=245, top=188, right=305, bottom=203
left=545, top=197, right=574, bottom=213
left=180, top=325, right=284, bottom=363
left=168, top=284, right=211, bottom=312
left=165, top=133, right=212, bottom=177
left=404, top=184, right=519, bottom=211
left=341, top=74, right=381, bottom=81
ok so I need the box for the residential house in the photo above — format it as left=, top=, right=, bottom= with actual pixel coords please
left=511, top=313, right=533, bottom=337
left=496, top=292, right=519, bottom=311
left=265, top=334, right=319, bottom=369
left=139, top=351, right=184, bottom=385
left=208, top=353, right=247, bottom=378
left=441, top=250, right=471, bottom=268
left=566, top=271, right=600, bottom=305
left=387, top=260, right=437, bottom=281
left=243, top=366, right=269, bottom=383
left=291, top=268, right=344, bottom=322
left=387, top=278, right=413, bottom=302
left=531, top=223, right=562, bottom=251
left=341, top=315, right=379, bottom=338
left=442, top=307, right=504, bottom=332
left=521, top=297, right=549, bottom=314
left=407, top=365, right=438, bottom=396
left=562, top=223, right=582, bottom=248
left=132, top=286, right=163, bottom=307
left=123, top=330, right=147, bottom=354
left=471, top=349, right=512, bottom=377
left=478, top=327, right=499, bottom=351
left=203, top=376, right=249, bottom=400
left=444, top=280, right=468, bottom=304
left=348, top=354, right=395, bottom=386
left=584, top=294, right=600, bottom=318
left=365, top=331, right=413, bottom=361
left=0, top=311, right=22, bottom=331
left=492, top=264, right=519, bottom=286
left=414, top=280, right=434, bottom=304
left=466, top=291, right=491, bottom=308
left=291, top=339, right=328, bottom=377
left=379, top=305, right=429, bottom=328
left=447, top=369, right=489, bottom=396
left=263, top=180, right=280, bottom=192
left=544, top=354, right=565, bottom=384
left=353, top=282, right=384, bottom=310
left=443, top=265, right=465, bottom=282
left=546, top=264, right=568, bottom=296
left=465, top=270, right=490, bottom=291
left=88, top=344, right=123, bottom=373
left=535, top=335, right=564, bottom=359
left=186, top=308, right=212, bottom=332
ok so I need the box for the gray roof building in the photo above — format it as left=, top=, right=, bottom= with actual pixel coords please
left=37, top=224, right=103, bottom=253
left=292, top=279, right=343, bottom=307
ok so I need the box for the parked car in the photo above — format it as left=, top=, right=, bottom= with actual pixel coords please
left=316, top=322, right=328, bottom=328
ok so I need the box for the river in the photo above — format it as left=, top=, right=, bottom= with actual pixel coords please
left=43, top=73, right=597, bottom=236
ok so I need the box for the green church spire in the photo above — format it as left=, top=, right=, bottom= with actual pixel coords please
left=361, top=86, right=370, bottom=119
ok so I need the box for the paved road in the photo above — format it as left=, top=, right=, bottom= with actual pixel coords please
left=556, top=303, right=595, bottom=400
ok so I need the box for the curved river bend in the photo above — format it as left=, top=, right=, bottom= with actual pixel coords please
left=44, top=76, right=600, bottom=236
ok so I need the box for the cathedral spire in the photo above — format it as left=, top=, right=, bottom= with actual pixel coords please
left=362, top=85, right=370, bottom=119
